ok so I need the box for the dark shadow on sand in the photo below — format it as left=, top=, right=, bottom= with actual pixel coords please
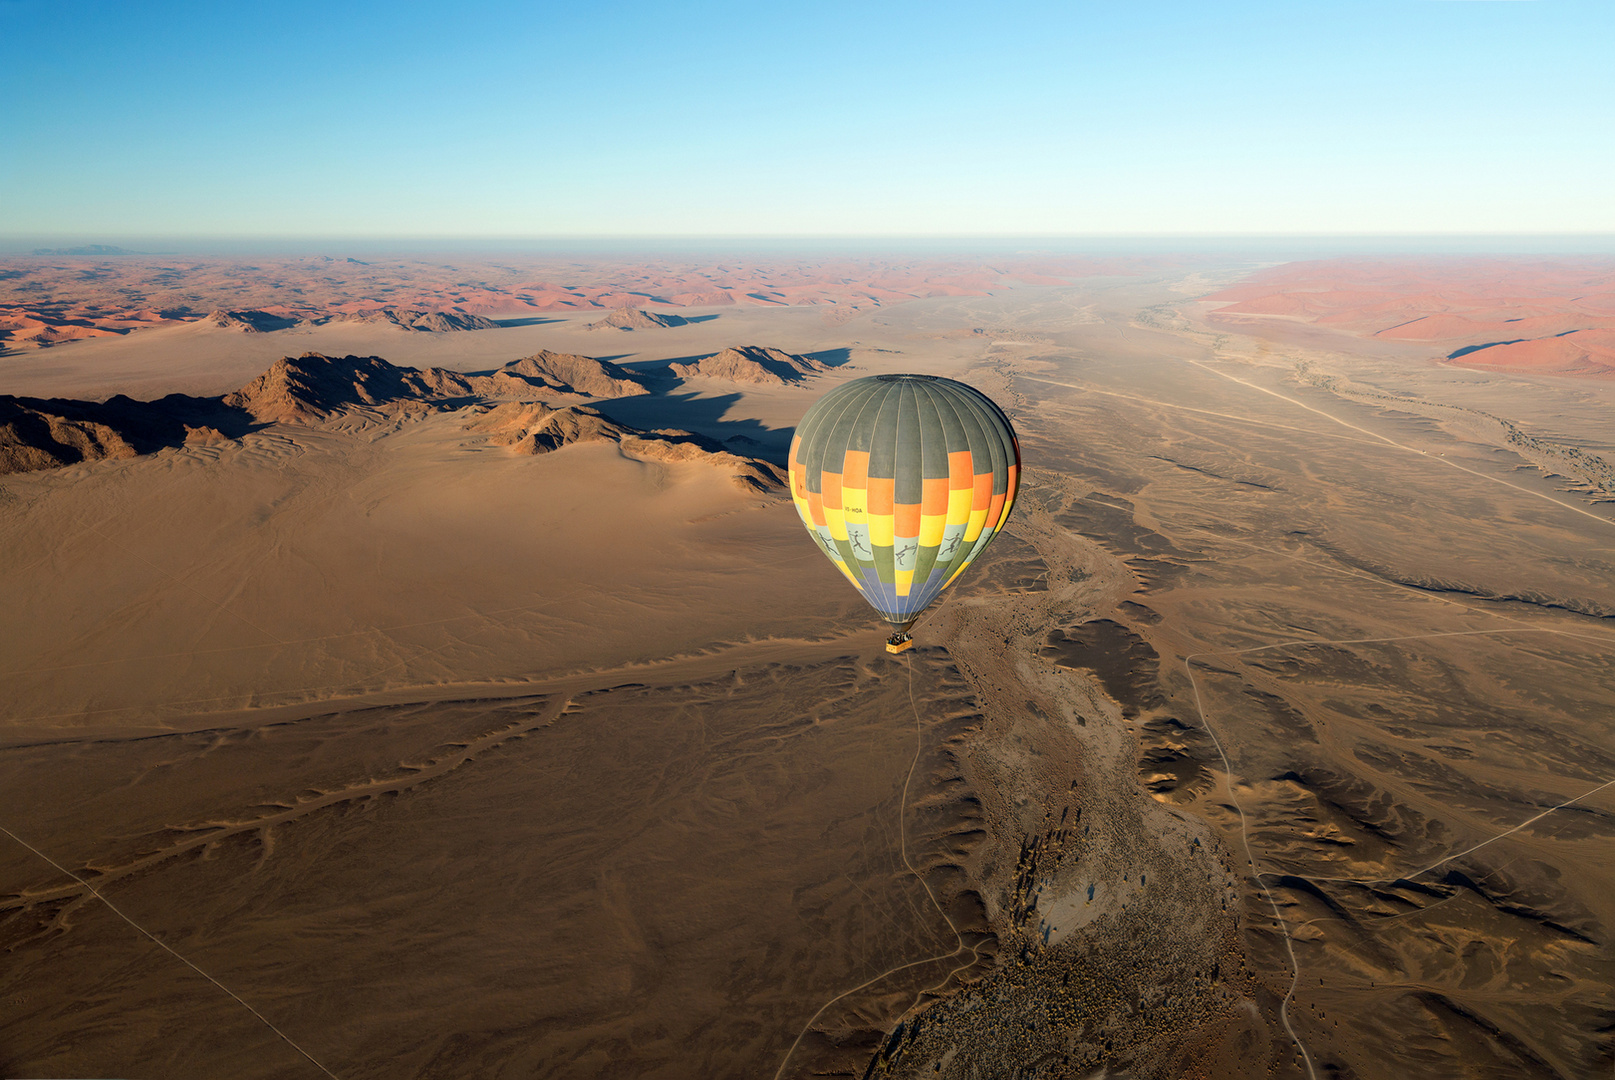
left=490, top=316, right=565, bottom=328
left=588, top=391, right=792, bottom=464
left=805, top=347, right=853, bottom=368
left=0, top=392, right=272, bottom=468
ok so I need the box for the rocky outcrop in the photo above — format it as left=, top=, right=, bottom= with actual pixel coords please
left=586, top=307, right=688, bottom=331
left=668, top=345, right=825, bottom=385
left=327, top=308, right=499, bottom=332
left=223, top=353, right=482, bottom=422
left=469, top=401, right=785, bottom=493
left=202, top=308, right=302, bottom=332
left=0, top=393, right=246, bottom=474
left=2, top=354, right=486, bottom=473
left=0, top=398, right=140, bottom=473
left=220, top=350, right=653, bottom=424
left=1, top=353, right=775, bottom=494
left=498, top=350, right=649, bottom=398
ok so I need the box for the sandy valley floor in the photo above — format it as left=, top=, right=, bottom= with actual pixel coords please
left=2, top=262, right=1612, bottom=1079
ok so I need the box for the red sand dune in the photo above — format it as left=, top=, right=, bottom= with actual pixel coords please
left=1203, top=257, right=1615, bottom=378
left=1461, top=328, right=1615, bottom=376
left=0, top=253, right=1162, bottom=352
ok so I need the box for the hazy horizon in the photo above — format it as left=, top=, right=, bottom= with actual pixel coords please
left=6, top=233, right=1615, bottom=260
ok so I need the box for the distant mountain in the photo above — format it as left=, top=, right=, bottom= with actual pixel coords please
left=28, top=244, right=133, bottom=256
left=669, top=345, right=826, bottom=385
left=469, top=401, right=785, bottom=493
left=203, top=308, right=302, bottom=333
left=326, top=308, right=499, bottom=332
left=586, top=307, right=688, bottom=331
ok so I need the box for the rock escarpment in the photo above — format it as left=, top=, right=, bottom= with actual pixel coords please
left=202, top=308, right=301, bottom=332
left=327, top=308, right=500, bottom=332
left=0, top=352, right=769, bottom=491
left=498, top=350, right=649, bottom=398
left=668, top=345, right=825, bottom=384
left=469, top=401, right=785, bottom=493
left=0, top=393, right=244, bottom=473
left=586, top=307, right=688, bottom=331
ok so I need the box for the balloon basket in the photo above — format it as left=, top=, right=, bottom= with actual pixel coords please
left=885, top=632, right=914, bottom=654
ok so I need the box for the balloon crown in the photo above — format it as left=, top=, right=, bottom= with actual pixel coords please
left=873, top=373, right=938, bottom=382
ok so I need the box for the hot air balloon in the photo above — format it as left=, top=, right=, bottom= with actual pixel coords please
left=789, top=373, right=1021, bottom=653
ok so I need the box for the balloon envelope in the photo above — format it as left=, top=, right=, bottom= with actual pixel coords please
left=789, top=374, right=1021, bottom=630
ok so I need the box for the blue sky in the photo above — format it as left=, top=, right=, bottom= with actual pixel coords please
left=2, top=0, right=1612, bottom=240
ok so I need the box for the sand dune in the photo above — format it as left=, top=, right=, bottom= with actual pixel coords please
left=1202, top=257, right=1615, bottom=378
left=0, top=252, right=1158, bottom=354
left=1448, top=326, right=1615, bottom=374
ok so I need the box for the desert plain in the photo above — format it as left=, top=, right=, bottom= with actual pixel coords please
left=1, top=250, right=1612, bottom=1079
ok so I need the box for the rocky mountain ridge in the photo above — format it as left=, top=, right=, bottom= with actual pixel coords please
left=326, top=308, right=501, bottom=332
left=669, top=345, right=826, bottom=384
left=468, top=401, right=785, bottom=492
left=587, top=307, right=688, bottom=331
left=0, top=352, right=775, bottom=490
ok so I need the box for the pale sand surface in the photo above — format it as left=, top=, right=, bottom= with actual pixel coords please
left=3, top=264, right=1613, bottom=1079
